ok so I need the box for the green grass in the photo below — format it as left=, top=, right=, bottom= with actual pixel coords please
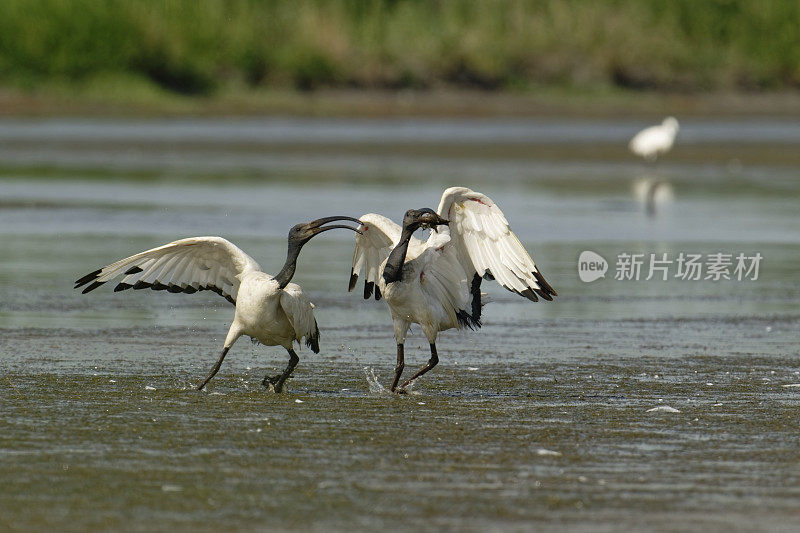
left=0, top=0, right=798, bottom=99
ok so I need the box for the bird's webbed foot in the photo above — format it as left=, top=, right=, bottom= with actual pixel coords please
left=262, top=374, right=280, bottom=388
left=262, top=373, right=292, bottom=393
left=261, top=374, right=285, bottom=393
left=262, top=349, right=299, bottom=393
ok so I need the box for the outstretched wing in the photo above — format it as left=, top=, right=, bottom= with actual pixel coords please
left=280, top=283, right=320, bottom=353
left=348, top=213, right=406, bottom=301
left=437, top=187, right=556, bottom=302
left=74, top=236, right=261, bottom=305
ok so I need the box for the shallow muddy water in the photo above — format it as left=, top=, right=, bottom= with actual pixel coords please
left=1, top=117, right=799, bottom=531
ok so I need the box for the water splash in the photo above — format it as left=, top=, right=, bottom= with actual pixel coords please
left=363, top=367, right=418, bottom=395
left=363, top=367, right=389, bottom=395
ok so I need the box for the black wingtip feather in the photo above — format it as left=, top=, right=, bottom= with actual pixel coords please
left=521, top=288, right=539, bottom=302
left=532, top=269, right=557, bottom=299
left=363, top=281, right=374, bottom=300
left=75, top=269, right=102, bottom=288
left=503, top=285, right=541, bottom=302
left=124, top=266, right=143, bottom=275
left=348, top=272, right=358, bottom=292
left=125, top=279, right=236, bottom=305
left=533, top=288, right=553, bottom=301
left=305, top=321, right=320, bottom=354
left=374, top=285, right=382, bottom=301
left=81, top=280, right=105, bottom=294
left=456, top=309, right=482, bottom=330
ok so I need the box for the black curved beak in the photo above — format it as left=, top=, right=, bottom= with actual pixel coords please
left=308, top=215, right=363, bottom=235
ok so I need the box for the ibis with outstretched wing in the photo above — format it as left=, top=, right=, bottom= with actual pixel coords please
left=348, top=187, right=556, bottom=392
left=75, top=216, right=361, bottom=392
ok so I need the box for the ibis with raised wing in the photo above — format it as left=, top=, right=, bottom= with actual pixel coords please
left=75, top=216, right=361, bottom=392
left=347, top=187, right=556, bottom=392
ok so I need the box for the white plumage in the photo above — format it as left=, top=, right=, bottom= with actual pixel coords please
left=348, top=187, right=556, bottom=392
left=76, top=217, right=361, bottom=392
left=78, top=237, right=258, bottom=303
left=629, top=117, right=679, bottom=162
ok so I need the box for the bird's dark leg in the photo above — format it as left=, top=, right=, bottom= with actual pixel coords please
left=263, top=348, right=299, bottom=393
left=197, top=346, right=230, bottom=390
left=399, top=343, right=438, bottom=391
left=390, top=343, right=405, bottom=392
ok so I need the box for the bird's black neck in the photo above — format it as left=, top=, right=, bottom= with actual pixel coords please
left=274, top=240, right=304, bottom=289
left=382, top=226, right=415, bottom=285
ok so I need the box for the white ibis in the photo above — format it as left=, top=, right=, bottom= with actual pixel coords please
left=75, top=216, right=362, bottom=392
left=629, top=117, right=679, bottom=162
left=347, top=187, right=556, bottom=392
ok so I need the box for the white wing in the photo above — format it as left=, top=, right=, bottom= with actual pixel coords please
left=280, top=283, right=320, bottom=353
left=437, top=187, right=556, bottom=302
left=415, top=232, right=477, bottom=329
left=348, top=213, right=422, bottom=301
left=75, top=236, right=261, bottom=305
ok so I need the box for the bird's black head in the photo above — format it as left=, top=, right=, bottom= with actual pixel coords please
left=402, top=208, right=449, bottom=232
left=288, top=215, right=363, bottom=245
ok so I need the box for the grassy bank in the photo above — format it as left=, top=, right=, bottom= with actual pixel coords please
left=0, top=0, right=798, bottom=101
left=4, top=85, right=800, bottom=119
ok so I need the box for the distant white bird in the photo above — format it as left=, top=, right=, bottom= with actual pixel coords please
left=75, top=216, right=361, bottom=392
left=629, top=117, right=679, bottom=162
left=348, top=187, right=556, bottom=392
